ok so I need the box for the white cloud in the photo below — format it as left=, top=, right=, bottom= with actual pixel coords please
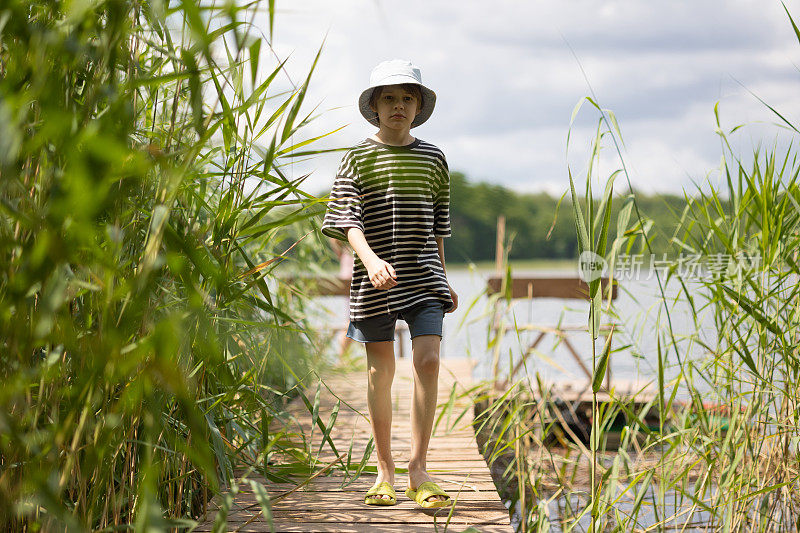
left=241, top=0, right=800, bottom=197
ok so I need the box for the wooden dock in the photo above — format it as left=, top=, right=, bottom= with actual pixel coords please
left=196, top=358, right=513, bottom=532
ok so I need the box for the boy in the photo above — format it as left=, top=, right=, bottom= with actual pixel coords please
left=321, top=59, right=457, bottom=508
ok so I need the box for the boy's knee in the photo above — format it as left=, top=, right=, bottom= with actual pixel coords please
left=368, top=362, right=395, bottom=385
left=414, top=351, right=440, bottom=375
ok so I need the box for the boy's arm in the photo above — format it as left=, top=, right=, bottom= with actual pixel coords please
left=346, top=227, right=397, bottom=290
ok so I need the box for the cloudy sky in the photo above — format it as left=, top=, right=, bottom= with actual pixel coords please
left=249, top=1, right=800, bottom=197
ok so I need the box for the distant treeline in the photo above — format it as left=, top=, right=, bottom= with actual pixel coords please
left=446, top=172, right=689, bottom=263
left=313, top=171, right=691, bottom=264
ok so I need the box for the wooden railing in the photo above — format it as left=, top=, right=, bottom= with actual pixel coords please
left=487, top=275, right=618, bottom=388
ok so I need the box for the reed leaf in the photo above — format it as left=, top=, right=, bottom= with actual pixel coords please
left=0, top=1, right=344, bottom=529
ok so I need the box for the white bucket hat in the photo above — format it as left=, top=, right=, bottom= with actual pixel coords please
left=358, top=59, right=437, bottom=128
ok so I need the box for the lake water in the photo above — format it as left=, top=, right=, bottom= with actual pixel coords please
left=311, top=265, right=718, bottom=392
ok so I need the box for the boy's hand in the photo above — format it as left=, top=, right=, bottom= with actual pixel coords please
left=447, top=284, right=458, bottom=313
left=365, top=257, right=397, bottom=290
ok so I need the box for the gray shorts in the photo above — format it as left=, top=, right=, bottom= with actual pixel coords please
left=346, top=299, right=447, bottom=343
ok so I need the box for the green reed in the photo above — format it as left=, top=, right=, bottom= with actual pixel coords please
left=1, top=1, right=342, bottom=531
left=464, top=126, right=799, bottom=532
left=441, top=4, right=800, bottom=532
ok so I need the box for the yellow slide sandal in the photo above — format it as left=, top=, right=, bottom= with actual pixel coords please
left=365, top=481, right=397, bottom=506
left=405, top=481, right=453, bottom=508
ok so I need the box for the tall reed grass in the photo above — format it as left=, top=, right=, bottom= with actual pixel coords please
left=1, top=1, right=339, bottom=531
left=460, top=5, right=800, bottom=532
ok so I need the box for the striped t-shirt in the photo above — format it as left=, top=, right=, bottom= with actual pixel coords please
left=321, top=137, right=453, bottom=320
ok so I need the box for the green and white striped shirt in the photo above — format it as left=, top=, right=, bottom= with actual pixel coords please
left=321, top=137, right=452, bottom=320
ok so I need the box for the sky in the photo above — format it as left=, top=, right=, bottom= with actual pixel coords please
left=245, top=1, right=800, bottom=197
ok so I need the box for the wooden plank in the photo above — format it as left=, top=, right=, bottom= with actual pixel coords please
left=280, top=275, right=350, bottom=296
left=219, top=507, right=511, bottom=523
left=193, top=521, right=514, bottom=532
left=199, top=358, right=513, bottom=532
left=486, top=275, right=618, bottom=300
left=210, top=490, right=504, bottom=508
left=215, top=499, right=507, bottom=513
left=249, top=478, right=497, bottom=490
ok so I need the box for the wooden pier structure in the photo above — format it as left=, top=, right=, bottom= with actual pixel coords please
left=197, top=358, right=513, bottom=532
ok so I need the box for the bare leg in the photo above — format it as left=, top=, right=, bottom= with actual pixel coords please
left=338, top=299, right=353, bottom=359
left=366, top=341, right=395, bottom=499
left=337, top=329, right=353, bottom=359
left=408, top=334, right=446, bottom=502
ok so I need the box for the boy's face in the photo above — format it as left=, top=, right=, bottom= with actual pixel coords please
left=370, top=84, right=422, bottom=132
